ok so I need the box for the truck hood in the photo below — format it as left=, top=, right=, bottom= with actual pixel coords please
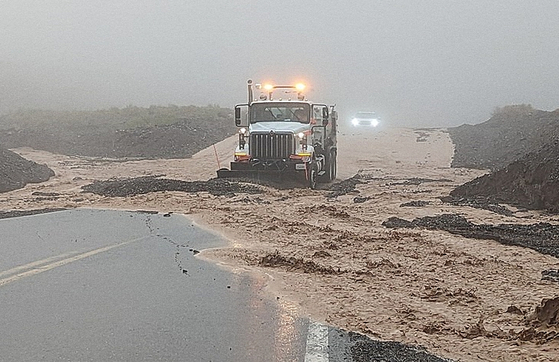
left=249, top=122, right=310, bottom=135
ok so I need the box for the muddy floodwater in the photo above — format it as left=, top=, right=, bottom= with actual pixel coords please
left=2, top=127, right=559, bottom=361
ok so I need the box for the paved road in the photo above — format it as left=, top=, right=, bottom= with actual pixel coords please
left=0, top=209, right=451, bottom=362
left=0, top=209, right=311, bottom=361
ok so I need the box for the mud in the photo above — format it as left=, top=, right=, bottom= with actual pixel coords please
left=440, top=196, right=514, bottom=216
left=326, top=175, right=365, bottom=198
left=259, top=250, right=343, bottom=275
left=400, top=200, right=431, bottom=207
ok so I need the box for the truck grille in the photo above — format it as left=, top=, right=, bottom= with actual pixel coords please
left=250, top=133, right=295, bottom=159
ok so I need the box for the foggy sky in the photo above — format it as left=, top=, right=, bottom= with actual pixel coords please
left=1, top=1, right=559, bottom=127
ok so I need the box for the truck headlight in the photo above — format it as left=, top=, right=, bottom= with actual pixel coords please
left=238, top=128, right=248, bottom=149
left=298, top=132, right=307, bottom=150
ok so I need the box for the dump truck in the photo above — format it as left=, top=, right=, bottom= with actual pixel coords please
left=216, top=80, right=338, bottom=189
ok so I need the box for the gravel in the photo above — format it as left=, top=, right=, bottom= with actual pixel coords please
left=81, top=175, right=263, bottom=197
left=383, top=214, right=559, bottom=258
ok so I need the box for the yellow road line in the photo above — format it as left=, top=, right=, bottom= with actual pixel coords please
left=0, top=251, right=82, bottom=279
left=0, top=236, right=149, bottom=288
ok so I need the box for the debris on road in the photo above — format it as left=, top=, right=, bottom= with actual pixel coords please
left=82, top=175, right=262, bottom=197
left=383, top=213, right=559, bottom=258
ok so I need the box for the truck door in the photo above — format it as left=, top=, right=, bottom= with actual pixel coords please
left=312, top=105, right=328, bottom=153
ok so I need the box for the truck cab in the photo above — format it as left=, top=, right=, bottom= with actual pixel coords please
left=217, top=80, right=337, bottom=189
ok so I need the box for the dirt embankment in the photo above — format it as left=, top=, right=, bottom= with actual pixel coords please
left=0, top=147, right=54, bottom=193
left=450, top=140, right=559, bottom=213
left=0, top=121, right=236, bottom=159
left=448, top=105, right=559, bottom=214
left=449, top=105, right=559, bottom=171
left=0, top=106, right=237, bottom=159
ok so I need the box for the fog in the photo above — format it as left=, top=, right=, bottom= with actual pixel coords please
left=1, top=1, right=558, bottom=126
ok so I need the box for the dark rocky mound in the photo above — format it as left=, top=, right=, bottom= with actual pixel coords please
left=82, top=176, right=262, bottom=197
left=449, top=105, right=559, bottom=171
left=450, top=140, right=559, bottom=213
left=0, top=147, right=54, bottom=192
left=326, top=175, right=365, bottom=198
left=383, top=214, right=559, bottom=258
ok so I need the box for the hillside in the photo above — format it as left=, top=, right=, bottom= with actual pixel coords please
left=0, top=105, right=236, bottom=158
left=449, top=105, right=559, bottom=171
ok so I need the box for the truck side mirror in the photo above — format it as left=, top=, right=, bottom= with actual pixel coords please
left=235, top=107, right=242, bottom=126
left=322, top=108, right=329, bottom=126
left=234, top=105, right=249, bottom=127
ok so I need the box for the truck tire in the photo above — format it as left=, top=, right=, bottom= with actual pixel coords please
left=319, top=151, right=337, bottom=182
left=329, top=150, right=337, bottom=181
left=307, top=163, right=317, bottom=189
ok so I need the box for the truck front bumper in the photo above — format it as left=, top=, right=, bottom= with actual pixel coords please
left=216, top=159, right=309, bottom=179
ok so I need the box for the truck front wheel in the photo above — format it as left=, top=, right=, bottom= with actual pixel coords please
left=307, top=163, right=317, bottom=189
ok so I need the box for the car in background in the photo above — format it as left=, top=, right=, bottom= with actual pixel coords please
left=351, top=111, right=380, bottom=127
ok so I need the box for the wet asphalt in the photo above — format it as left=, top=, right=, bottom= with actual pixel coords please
left=0, top=209, right=451, bottom=362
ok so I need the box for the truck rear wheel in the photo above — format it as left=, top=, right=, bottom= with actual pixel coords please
left=319, top=151, right=337, bottom=182
left=329, top=151, right=337, bottom=181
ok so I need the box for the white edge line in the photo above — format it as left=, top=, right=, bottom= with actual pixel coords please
left=305, top=320, right=329, bottom=362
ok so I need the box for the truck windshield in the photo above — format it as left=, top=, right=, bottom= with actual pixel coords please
left=250, top=103, right=310, bottom=123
